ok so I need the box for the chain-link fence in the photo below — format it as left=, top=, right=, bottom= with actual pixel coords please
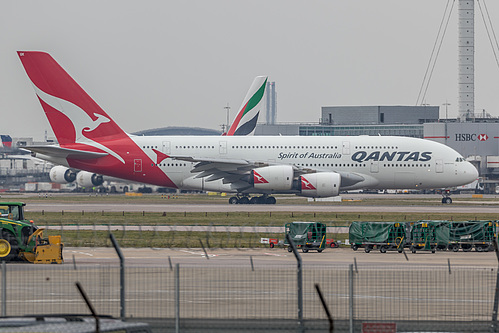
left=1, top=261, right=497, bottom=332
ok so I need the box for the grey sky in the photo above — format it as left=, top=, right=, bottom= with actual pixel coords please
left=1, top=1, right=499, bottom=140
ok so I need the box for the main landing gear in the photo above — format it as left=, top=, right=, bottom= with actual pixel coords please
left=441, top=190, right=452, bottom=204
left=228, top=195, right=277, bottom=205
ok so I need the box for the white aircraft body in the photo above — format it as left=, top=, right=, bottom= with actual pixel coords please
left=18, top=51, right=478, bottom=204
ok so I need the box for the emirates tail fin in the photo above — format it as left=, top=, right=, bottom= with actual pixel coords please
left=226, top=76, right=267, bottom=136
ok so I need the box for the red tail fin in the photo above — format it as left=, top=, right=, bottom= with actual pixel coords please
left=17, top=51, right=127, bottom=146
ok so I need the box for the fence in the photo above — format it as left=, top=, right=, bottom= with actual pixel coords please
left=1, top=261, right=497, bottom=332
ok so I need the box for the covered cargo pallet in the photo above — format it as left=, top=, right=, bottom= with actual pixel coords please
left=448, top=220, right=497, bottom=252
left=284, top=222, right=326, bottom=253
left=349, top=222, right=408, bottom=253
left=409, top=221, right=449, bottom=253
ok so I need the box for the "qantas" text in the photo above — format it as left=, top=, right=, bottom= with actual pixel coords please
left=351, top=151, right=432, bottom=163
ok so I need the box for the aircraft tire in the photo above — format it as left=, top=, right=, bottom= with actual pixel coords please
left=239, top=197, right=250, bottom=205
left=228, top=197, right=239, bottom=205
left=256, top=196, right=266, bottom=204
left=442, top=197, right=452, bottom=204
left=265, top=196, right=276, bottom=205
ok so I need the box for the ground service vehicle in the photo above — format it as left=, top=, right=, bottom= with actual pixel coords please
left=0, top=202, right=63, bottom=263
left=349, top=222, right=408, bottom=253
left=284, top=222, right=327, bottom=253
left=350, top=220, right=498, bottom=253
left=447, top=220, right=497, bottom=252
left=409, top=221, right=440, bottom=253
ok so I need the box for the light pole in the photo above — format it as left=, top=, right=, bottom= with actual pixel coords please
left=224, top=103, right=231, bottom=133
left=442, top=101, right=451, bottom=121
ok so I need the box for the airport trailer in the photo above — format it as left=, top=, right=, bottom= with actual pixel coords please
left=284, top=222, right=327, bottom=253
left=350, top=220, right=498, bottom=253
left=349, top=221, right=408, bottom=253
left=408, top=220, right=451, bottom=253
left=446, top=220, right=497, bottom=252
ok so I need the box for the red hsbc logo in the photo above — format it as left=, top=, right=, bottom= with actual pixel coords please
left=455, top=133, right=489, bottom=142
left=478, top=134, right=488, bottom=141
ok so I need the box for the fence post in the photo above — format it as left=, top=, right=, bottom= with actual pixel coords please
left=175, top=263, right=180, bottom=333
left=109, top=233, right=125, bottom=319
left=349, top=264, right=354, bottom=333
left=1, top=261, right=5, bottom=317
left=285, top=233, right=304, bottom=333
left=490, top=238, right=499, bottom=332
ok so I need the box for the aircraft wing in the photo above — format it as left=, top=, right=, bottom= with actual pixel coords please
left=169, top=155, right=365, bottom=189
left=25, top=145, right=109, bottom=160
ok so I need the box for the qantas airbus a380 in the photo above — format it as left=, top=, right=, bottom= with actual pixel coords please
left=18, top=51, right=478, bottom=204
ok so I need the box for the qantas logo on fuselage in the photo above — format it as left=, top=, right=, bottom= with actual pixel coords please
left=351, top=151, right=432, bottom=163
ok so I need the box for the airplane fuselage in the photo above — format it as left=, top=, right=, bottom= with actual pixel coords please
left=53, top=135, right=478, bottom=194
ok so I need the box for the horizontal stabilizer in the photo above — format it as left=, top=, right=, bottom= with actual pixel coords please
left=26, top=146, right=108, bottom=160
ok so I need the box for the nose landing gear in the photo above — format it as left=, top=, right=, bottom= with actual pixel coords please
left=441, top=190, right=452, bottom=204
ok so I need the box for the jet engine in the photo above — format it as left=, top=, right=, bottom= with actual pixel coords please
left=76, top=171, right=104, bottom=187
left=250, top=165, right=294, bottom=191
left=299, top=172, right=341, bottom=197
left=49, top=166, right=77, bottom=184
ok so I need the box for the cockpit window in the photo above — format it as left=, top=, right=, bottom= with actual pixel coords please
left=455, top=157, right=465, bottom=162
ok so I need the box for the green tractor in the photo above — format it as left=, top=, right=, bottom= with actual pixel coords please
left=0, top=202, right=63, bottom=264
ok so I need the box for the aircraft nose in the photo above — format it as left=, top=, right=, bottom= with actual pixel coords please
left=464, top=162, right=479, bottom=183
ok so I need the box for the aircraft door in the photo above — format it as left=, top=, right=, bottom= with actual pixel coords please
left=342, top=141, right=350, bottom=155
left=436, top=159, right=444, bottom=173
left=370, top=161, right=379, bottom=173
left=162, top=141, right=171, bottom=154
left=134, top=159, right=142, bottom=173
left=219, top=141, right=227, bottom=155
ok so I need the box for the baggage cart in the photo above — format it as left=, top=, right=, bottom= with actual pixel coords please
left=349, top=221, right=408, bottom=253
left=284, top=222, right=326, bottom=253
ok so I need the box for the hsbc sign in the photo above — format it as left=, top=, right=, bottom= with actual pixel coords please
left=455, top=133, right=489, bottom=141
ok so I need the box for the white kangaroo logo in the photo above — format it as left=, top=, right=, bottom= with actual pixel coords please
left=83, top=113, right=110, bottom=133
left=33, top=84, right=125, bottom=164
left=253, top=171, right=267, bottom=183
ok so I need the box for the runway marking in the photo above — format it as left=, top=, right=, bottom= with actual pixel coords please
left=178, top=249, right=218, bottom=258
left=67, top=250, right=94, bottom=256
left=264, top=252, right=287, bottom=257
